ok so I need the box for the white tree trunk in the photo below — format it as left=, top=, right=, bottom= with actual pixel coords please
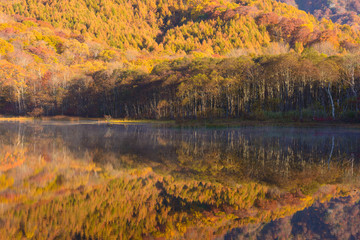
left=327, top=83, right=335, bottom=119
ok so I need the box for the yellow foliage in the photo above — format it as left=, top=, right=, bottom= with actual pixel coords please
left=0, top=38, right=14, bottom=55
left=0, top=175, right=14, bottom=190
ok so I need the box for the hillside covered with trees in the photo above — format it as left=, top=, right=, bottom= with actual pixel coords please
left=0, top=0, right=359, bottom=120
left=1, top=0, right=360, bottom=55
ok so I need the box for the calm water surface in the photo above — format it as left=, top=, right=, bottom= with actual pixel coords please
left=0, top=121, right=360, bottom=239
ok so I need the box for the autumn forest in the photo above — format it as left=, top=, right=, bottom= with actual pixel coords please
left=0, top=0, right=359, bottom=121
left=1, top=1, right=360, bottom=239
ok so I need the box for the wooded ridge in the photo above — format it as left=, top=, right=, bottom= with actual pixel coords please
left=0, top=0, right=359, bottom=120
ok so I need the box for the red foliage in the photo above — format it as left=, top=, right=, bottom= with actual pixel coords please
left=55, top=31, right=68, bottom=38
left=12, top=14, right=37, bottom=23
left=202, top=5, right=257, bottom=20
left=41, top=71, right=52, bottom=88
left=223, top=6, right=258, bottom=20
left=318, top=29, right=337, bottom=43
left=0, top=27, right=18, bottom=35
left=256, top=12, right=281, bottom=25
left=27, top=46, right=53, bottom=62
left=292, top=26, right=311, bottom=44
left=278, top=18, right=305, bottom=39
left=37, top=20, right=53, bottom=29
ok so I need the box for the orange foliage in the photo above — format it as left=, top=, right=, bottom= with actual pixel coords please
left=0, top=148, right=26, bottom=172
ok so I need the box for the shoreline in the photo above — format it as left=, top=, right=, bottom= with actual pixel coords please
left=174, top=119, right=360, bottom=129
left=0, top=115, right=360, bottom=128
left=0, top=116, right=174, bottom=124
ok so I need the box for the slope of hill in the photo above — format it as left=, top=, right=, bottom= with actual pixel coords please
left=0, top=12, right=130, bottom=116
left=279, top=0, right=360, bottom=28
left=0, top=1, right=360, bottom=119
left=1, top=0, right=360, bottom=55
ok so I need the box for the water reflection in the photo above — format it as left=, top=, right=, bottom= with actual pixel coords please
left=0, top=121, right=360, bottom=239
left=226, top=191, right=360, bottom=240
left=3, top=122, right=360, bottom=180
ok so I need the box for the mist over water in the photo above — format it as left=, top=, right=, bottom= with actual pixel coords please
left=3, top=122, right=360, bottom=163
left=2, top=122, right=360, bottom=178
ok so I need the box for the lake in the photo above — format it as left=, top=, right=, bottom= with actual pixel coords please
left=0, top=121, right=359, bottom=239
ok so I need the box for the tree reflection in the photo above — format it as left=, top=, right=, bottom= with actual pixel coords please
left=0, top=122, right=359, bottom=239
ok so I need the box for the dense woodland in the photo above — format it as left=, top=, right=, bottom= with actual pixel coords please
left=1, top=48, right=360, bottom=120
left=0, top=0, right=360, bottom=120
left=66, top=53, right=360, bottom=120
left=1, top=0, right=360, bottom=54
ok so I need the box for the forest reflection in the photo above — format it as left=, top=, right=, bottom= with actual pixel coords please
left=0, top=122, right=360, bottom=239
left=4, top=122, right=359, bottom=180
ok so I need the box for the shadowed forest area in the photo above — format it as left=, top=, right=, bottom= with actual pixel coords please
left=62, top=53, right=360, bottom=120
left=1, top=53, right=360, bottom=121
